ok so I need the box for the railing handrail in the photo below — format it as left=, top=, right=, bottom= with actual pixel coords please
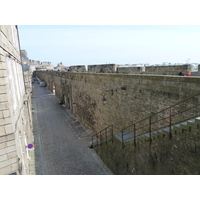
left=126, top=92, right=200, bottom=129
left=92, top=91, right=200, bottom=147
left=92, top=124, right=113, bottom=138
left=123, top=103, right=200, bottom=138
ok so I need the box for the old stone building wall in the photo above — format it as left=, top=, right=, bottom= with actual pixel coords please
left=36, top=71, right=200, bottom=134
left=117, top=66, right=145, bottom=74
left=144, top=64, right=193, bottom=75
left=88, top=64, right=118, bottom=73
left=117, top=65, right=193, bottom=75
left=69, top=65, right=86, bottom=72
left=0, top=25, right=33, bottom=175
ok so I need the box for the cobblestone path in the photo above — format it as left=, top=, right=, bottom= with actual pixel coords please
left=32, top=82, right=111, bottom=175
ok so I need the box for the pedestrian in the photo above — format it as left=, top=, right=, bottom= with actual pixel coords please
left=179, top=71, right=185, bottom=76
left=186, top=71, right=191, bottom=76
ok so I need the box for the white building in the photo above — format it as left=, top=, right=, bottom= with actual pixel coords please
left=0, top=25, right=33, bottom=175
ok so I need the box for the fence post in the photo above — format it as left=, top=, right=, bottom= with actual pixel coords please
left=100, top=131, right=102, bottom=147
left=169, top=108, right=172, bottom=140
left=122, top=130, right=124, bottom=150
left=134, top=124, right=136, bottom=147
left=149, top=116, right=152, bottom=145
left=96, top=134, right=98, bottom=152
left=112, top=125, right=114, bottom=143
left=105, top=128, right=107, bottom=145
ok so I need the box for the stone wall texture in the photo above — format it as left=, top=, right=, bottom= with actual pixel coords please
left=0, top=25, right=33, bottom=175
left=36, top=71, right=200, bottom=132
left=69, top=65, right=86, bottom=72
left=117, top=65, right=193, bottom=75
left=95, top=125, right=200, bottom=175
left=117, top=66, right=145, bottom=74
left=88, top=64, right=118, bottom=73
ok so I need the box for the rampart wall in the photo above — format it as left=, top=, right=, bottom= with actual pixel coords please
left=36, top=71, right=200, bottom=133
left=70, top=64, right=194, bottom=75
left=117, top=65, right=192, bottom=75
left=69, top=65, right=86, bottom=72
left=117, top=66, right=145, bottom=74
left=88, top=64, right=118, bottom=73
left=97, top=125, right=200, bottom=175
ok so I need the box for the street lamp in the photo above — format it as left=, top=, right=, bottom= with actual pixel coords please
left=101, top=89, right=114, bottom=105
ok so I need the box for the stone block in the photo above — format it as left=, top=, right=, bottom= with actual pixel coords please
left=0, top=70, right=6, bottom=78
left=0, top=154, right=7, bottom=162
left=0, top=85, right=7, bottom=94
left=0, top=157, right=18, bottom=168
left=0, top=142, right=6, bottom=149
left=0, top=54, right=5, bottom=62
left=0, top=145, right=16, bottom=156
left=0, top=94, right=8, bottom=102
left=11, top=162, right=19, bottom=172
left=0, top=117, right=11, bottom=126
left=0, top=78, right=8, bottom=85
left=6, top=139, right=15, bottom=147
left=0, top=126, right=5, bottom=136
left=0, top=63, right=6, bottom=70
left=7, top=151, right=17, bottom=159
left=3, top=110, right=10, bottom=118
left=5, top=124, right=14, bottom=134
left=0, top=135, right=6, bottom=143
left=0, top=102, right=9, bottom=110
left=6, top=133, right=15, bottom=141
left=0, top=165, right=12, bottom=175
left=0, top=111, right=3, bottom=118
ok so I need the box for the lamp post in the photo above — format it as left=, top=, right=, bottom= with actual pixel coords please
left=101, top=89, right=114, bottom=105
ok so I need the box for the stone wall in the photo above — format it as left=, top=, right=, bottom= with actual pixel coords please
left=96, top=124, right=200, bottom=175
left=117, top=65, right=193, bottom=75
left=23, top=70, right=32, bottom=91
left=0, top=25, right=33, bottom=175
left=117, top=66, right=145, bottom=74
left=88, top=64, right=118, bottom=73
left=144, top=64, right=193, bottom=75
left=69, top=65, right=86, bottom=72
left=36, top=71, right=200, bottom=134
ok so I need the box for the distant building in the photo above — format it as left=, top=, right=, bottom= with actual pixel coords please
left=55, top=62, right=69, bottom=71
left=132, top=64, right=144, bottom=67
left=40, top=62, right=54, bottom=70
left=29, top=60, right=41, bottom=72
left=20, top=50, right=32, bottom=90
left=20, top=50, right=54, bottom=72
left=162, top=62, right=169, bottom=66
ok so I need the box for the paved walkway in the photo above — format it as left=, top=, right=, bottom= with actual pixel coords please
left=32, top=82, right=112, bottom=175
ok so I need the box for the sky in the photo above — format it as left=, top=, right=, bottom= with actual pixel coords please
left=18, top=25, right=200, bottom=67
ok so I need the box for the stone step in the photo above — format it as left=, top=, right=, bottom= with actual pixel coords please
left=187, top=119, right=197, bottom=128
left=115, top=132, right=134, bottom=142
left=113, top=117, right=200, bottom=144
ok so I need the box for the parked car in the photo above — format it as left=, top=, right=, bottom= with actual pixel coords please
left=40, top=82, right=45, bottom=87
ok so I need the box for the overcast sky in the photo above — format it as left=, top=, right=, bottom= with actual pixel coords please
left=18, top=25, right=200, bottom=67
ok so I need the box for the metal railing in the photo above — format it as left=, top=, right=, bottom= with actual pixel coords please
left=91, top=92, right=200, bottom=149
left=91, top=125, right=121, bottom=148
